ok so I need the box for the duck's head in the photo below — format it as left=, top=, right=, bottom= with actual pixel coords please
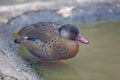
left=58, top=24, right=89, bottom=44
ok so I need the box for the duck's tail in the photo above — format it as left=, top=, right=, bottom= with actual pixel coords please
left=14, top=39, right=21, bottom=44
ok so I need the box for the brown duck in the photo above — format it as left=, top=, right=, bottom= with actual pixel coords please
left=14, top=22, right=89, bottom=67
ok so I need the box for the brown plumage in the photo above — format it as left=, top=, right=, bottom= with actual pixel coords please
left=15, top=22, right=89, bottom=62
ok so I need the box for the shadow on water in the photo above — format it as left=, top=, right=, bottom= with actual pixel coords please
left=33, top=62, right=81, bottom=80
left=14, top=20, right=120, bottom=80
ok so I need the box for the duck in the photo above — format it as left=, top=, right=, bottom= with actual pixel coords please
left=14, top=22, right=89, bottom=67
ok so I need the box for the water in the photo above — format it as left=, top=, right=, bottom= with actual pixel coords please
left=19, top=20, right=119, bottom=80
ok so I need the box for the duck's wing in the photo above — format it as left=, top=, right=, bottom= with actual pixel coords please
left=18, top=22, right=61, bottom=43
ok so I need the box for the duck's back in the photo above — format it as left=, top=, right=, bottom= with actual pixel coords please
left=18, top=22, right=60, bottom=43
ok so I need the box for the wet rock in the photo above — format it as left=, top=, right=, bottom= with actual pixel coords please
left=0, top=23, right=42, bottom=80
left=0, top=50, right=6, bottom=54
left=0, top=71, right=18, bottom=80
